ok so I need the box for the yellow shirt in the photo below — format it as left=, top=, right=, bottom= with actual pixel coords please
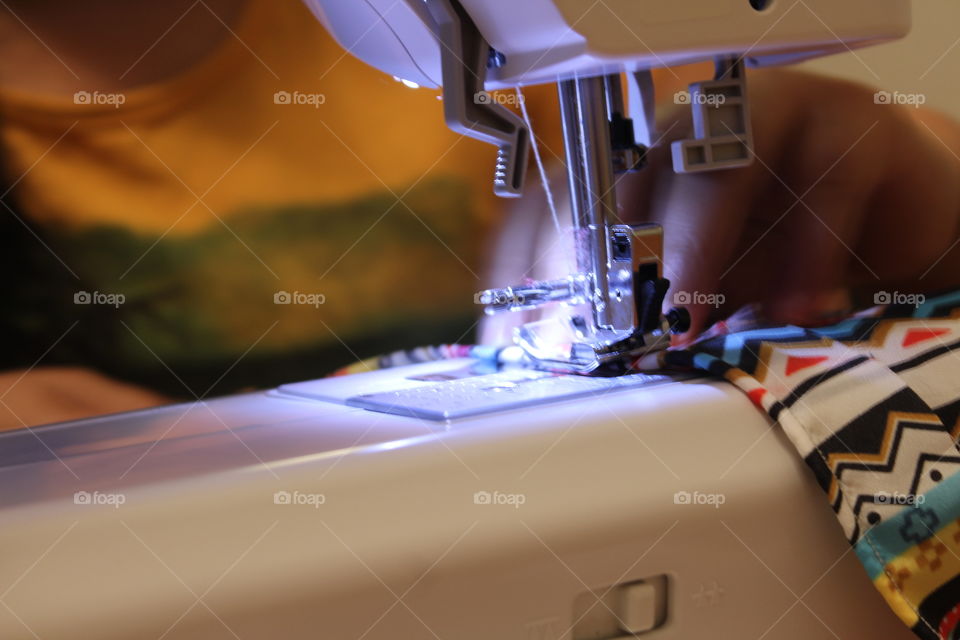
left=0, top=0, right=563, bottom=395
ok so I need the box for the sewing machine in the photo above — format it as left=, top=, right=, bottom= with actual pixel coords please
left=0, top=1, right=918, bottom=639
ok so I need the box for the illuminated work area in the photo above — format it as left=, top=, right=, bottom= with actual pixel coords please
left=1, top=1, right=960, bottom=638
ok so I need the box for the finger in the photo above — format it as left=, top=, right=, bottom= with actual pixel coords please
left=654, top=160, right=767, bottom=343
left=619, top=131, right=764, bottom=342
left=764, top=140, right=883, bottom=322
left=631, top=69, right=806, bottom=342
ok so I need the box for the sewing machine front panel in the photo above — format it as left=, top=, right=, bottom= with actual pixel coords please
left=0, top=364, right=913, bottom=639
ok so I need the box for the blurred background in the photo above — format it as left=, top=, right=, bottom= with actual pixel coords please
left=805, top=0, right=960, bottom=117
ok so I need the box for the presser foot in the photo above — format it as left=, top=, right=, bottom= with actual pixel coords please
left=480, top=273, right=691, bottom=376
left=513, top=310, right=689, bottom=376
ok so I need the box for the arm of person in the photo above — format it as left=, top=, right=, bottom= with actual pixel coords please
left=619, top=68, right=960, bottom=342
left=0, top=367, right=169, bottom=431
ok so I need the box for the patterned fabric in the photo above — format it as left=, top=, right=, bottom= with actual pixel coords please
left=655, top=291, right=960, bottom=640
left=329, top=344, right=477, bottom=376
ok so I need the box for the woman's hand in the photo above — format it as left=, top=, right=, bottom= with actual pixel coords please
left=620, top=68, right=960, bottom=343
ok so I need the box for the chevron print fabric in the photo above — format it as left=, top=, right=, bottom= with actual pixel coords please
left=656, top=291, right=960, bottom=639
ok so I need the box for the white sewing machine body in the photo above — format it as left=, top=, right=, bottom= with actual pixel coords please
left=307, top=0, right=911, bottom=89
left=0, top=363, right=915, bottom=639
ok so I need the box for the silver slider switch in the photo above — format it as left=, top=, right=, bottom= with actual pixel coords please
left=572, top=575, right=668, bottom=639
left=616, top=581, right=659, bottom=634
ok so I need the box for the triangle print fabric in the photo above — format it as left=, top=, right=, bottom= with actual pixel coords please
left=656, top=291, right=960, bottom=640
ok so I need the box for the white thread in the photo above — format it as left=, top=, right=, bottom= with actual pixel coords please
left=516, top=87, right=562, bottom=234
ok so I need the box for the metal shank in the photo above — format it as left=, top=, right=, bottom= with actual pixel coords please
left=557, top=77, right=627, bottom=332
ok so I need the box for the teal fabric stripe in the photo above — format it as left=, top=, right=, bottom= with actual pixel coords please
left=693, top=352, right=721, bottom=371
left=469, top=344, right=499, bottom=361
left=915, top=290, right=960, bottom=318
left=813, top=317, right=863, bottom=340
left=721, top=326, right=808, bottom=363
left=856, top=469, right=960, bottom=579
